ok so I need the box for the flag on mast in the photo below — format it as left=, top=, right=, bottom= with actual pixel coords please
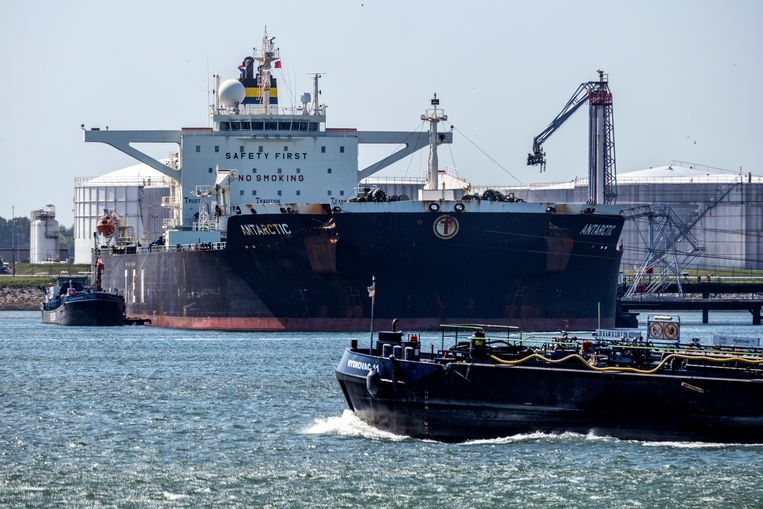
left=368, top=275, right=376, bottom=348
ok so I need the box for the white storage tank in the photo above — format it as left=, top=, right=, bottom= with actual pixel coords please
left=473, top=163, right=763, bottom=270
left=30, top=205, right=60, bottom=263
left=73, top=162, right=171, bottom=264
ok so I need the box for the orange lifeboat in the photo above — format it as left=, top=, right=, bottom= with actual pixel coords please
left=96, top=215, right=116, bottom=236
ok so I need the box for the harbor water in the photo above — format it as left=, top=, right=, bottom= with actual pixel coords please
left=1, top=311, right=762, bottom=508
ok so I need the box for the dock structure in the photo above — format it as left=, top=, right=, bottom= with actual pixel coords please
left=620, top=297, right=763, bottom=325
left=661, top=281, right=763, bottom=296
left=619, top=280, right=763, bottom=325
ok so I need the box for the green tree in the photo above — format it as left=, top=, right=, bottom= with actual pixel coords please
left=59, top=224, right=74, bottom=253
left=0, top=216, right=30, bottom=248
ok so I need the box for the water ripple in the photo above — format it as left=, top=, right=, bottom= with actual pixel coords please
left=2, top=311, right=763, bottom=508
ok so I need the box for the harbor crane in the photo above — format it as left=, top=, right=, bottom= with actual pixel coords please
left=527, top=70, right=617, bottom=204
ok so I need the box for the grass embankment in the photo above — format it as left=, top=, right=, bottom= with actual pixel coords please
left=0, top=265, right=91, bottom=311
left=0, top=276, right=53, bottom=288
left=9, top=263, right=90, bottom=277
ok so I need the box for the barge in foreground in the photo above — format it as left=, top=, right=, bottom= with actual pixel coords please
left=335, top=320, right=763, bottom=443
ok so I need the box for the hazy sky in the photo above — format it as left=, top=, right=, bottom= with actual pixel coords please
left=1, top=0, right=761, bottom=226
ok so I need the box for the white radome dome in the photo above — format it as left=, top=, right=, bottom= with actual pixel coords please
left=219, top=79, right=246, bottom=107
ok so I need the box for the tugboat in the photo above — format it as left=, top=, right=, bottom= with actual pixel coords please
left=41, top=258, right=126, bottom=326
left=335, top=317, right=763, bottom=443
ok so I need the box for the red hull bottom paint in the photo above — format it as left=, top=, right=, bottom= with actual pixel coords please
left=145, top=314, right=609, bottom=332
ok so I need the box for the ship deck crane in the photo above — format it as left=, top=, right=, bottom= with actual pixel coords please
left=527, top=70, right=617, bottom=205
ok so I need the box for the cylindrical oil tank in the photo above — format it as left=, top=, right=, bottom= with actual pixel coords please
left=29, top=205, right=60, bottom=263
left=73, top=163, right=171, bottom=264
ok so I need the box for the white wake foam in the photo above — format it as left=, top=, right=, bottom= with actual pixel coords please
left=464, top=430, right=587, bottom=445
left=304, top=410, right=409, bottom=441
left=162, top=492, right=188, bottom=501
left=640, top=440, right=763, bottom=449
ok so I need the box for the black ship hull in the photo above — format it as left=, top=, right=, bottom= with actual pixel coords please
left=98, top=205, right=624, bottom=331
left=335, top=348, right=763, bottom=443
left=41, top=292, right=126, bottom=326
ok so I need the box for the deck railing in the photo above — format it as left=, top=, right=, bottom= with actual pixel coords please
left=96, top=242, right=227, bottom=256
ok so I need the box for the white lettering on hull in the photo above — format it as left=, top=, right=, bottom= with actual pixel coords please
left=240, top=223, right=293, bottom=236
left=579, top=224, right=617, bottom=236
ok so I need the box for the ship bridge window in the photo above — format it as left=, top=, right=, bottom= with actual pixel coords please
left=253, top=121, right=264, bottom=130
left=220, top=122, right=230, bottom=131
left=308, top=122, right=318, bottom=132
left=265, top=121, right=278, bottom=130
left=327, top=168, right=332, bottom=174
left=231, top=121, right=241, bottom=130
left=298, top=122, right=309, bottom=131
left=195, top=145, right=200, bottom=152
left=241, top=121, right=251, bottom=130
left=278, top=121, right=291, bottom=131
left=340, top=146, right=345, bottom=153
left=321, top=146, right=326, bottom=153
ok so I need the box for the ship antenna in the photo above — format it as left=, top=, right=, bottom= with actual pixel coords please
left=213, top=74, right=221, bottom=114
left=421, top=93, right=448, bottom=191
left=312, top=73, right=322, bottom=115
left=206, top=56, right=211, bottom=126
left=255, top=27, right=280, bottom=115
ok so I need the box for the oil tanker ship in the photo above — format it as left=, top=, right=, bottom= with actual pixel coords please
left=84, top=31, right=624, bottom=331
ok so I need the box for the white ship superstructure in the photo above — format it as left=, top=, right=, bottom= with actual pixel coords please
left=85, top=30, right=451, bottom=245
